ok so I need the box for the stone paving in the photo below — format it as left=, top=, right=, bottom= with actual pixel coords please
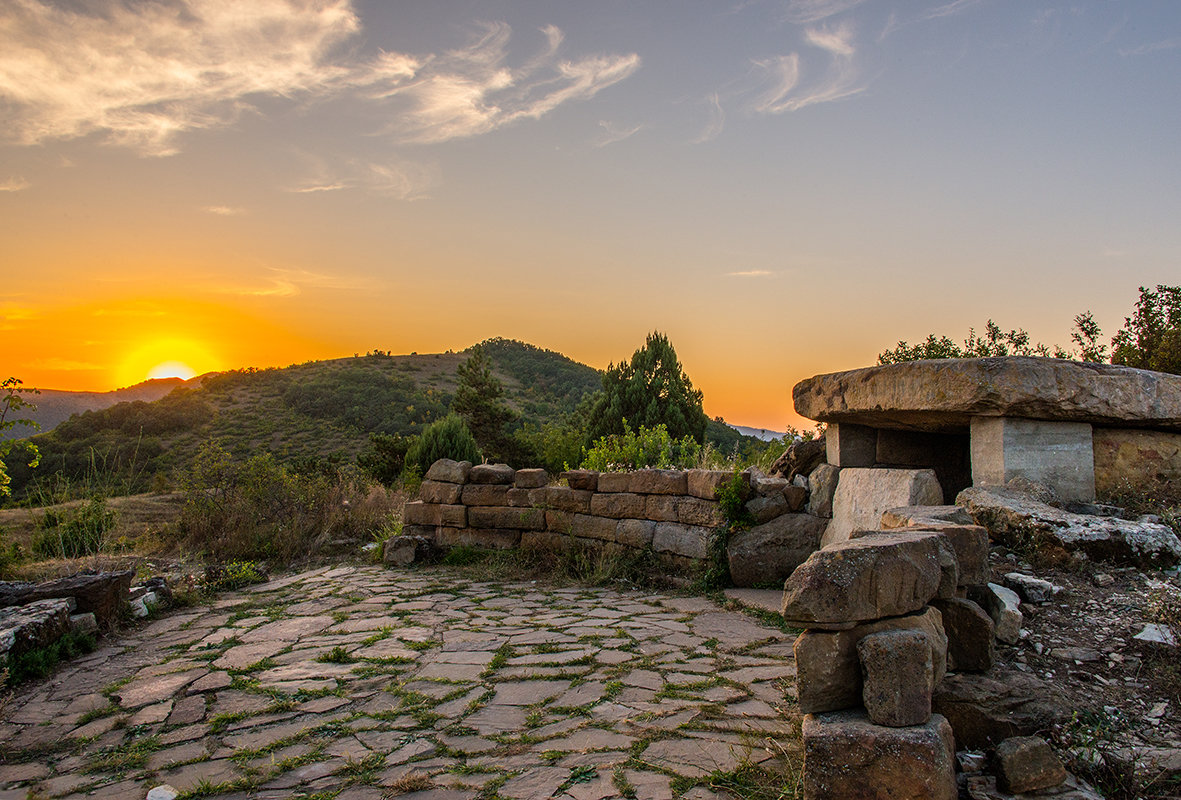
left=0, top=566, right=802, bottom=799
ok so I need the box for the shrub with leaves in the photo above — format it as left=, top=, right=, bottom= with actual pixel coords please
left=32, top=497, right=115, bottom=558
left=581, top=422, right=700, bottom=471
left=403, top=414, right=482, bottom=477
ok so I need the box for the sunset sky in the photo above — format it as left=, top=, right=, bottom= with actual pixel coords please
left=2, top=0, right=1180, bottom=430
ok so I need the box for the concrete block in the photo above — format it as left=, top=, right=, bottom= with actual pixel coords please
left=970, top=417, right=1095, bottom=502
left=826, top=422, right=878, bottom=467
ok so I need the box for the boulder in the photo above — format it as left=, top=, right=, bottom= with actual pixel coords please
left=514, top=468, right=550, bottom=489
left=1002, top=572, right=1059, bottom=603
left=424, top=459, right=472, bottom=484
left=807, top=464, right=840, bottom=518
left=782, top=531, right=955, bottom=627
left=769, top=435, right=826, bottom=481
left=802, top=710, right=956, bottom=800
left=468, top=463, right=515, bottom=485
left=746, top=493, right=788, bottom=524
left=859, top=523, right=989, bottom=587
left=994, top=736, right=1068, bottom=793
left=794, top=606, right=947, bottom=714
left=931, top=597, right=995, bottom=672
left=825, top=468, right=944, bottom=546
left=753, top=474, right=791, bottom=496
left=784, top=484, right=807, bottom=512
left=383, top=535, right=437, bottom=566
left=971, top=583, right=1022, bottom=645
left=958, top=485, right=1181, bottom=567
left=793, top=357, right=1181, bottom=433
left=0, top=570, right=134, bottom=628
left=858, top=630, right=934, bottom=727
left=561, top=470, right=599, bottom=491
left=726, top=513, right=827, bottom=588
left=419, top=480, right=462, bottom=505
left=932, top=670, right=1070, bottom=751
left=0, top=598, right=76, bottom=660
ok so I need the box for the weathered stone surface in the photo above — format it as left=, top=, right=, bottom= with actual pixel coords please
left=0, top=598, right=75, bottom=660
left=931, top=597, right=994, bottom=672
left=0, top=570, right=133, bottom=628
left=858, top=630, right=933, bottom=727
left=540, top=486, right=592, bottom=513
left=590, top=492, right=646, bottom=519
left=794, top=357, right=1181, bottom=432
left=686, top=469, right=732, bottom=499
left=1003, top=572, right=1058, bottom=603
left=825, top=468, right=944, bottom=546
left=562, top=469, right=599, bottom=491
left=1093, top=427, right=1181, bottom=496
left=958, top=485, right=1181, bottom=567
left=425, top=459, right=472, bottom=484
left=70, top=612, right=98, bottom=636
left=995, top=736, right=1068, bottom=793
left=802, top=710, right=956, bottom=800
left=615, top=519, right=656, bottom=548
left=545, top=510, right=574, bottom=533
left=675, top=497, right=724, bottom=527
left=468, top=463, right=515, bottom=485
left=826, top=422, right=878, bottom=467
left=784, top=484, right=807, bottom=511
left=628, top=469, right=687, bottom=494
left=402, top=501, right=465, bottom=528
left=383, top=535, right=436, bottom=566
left=467, top=506, right=545, bottom=531
left=514, top=468, right=549, bottom=489
left=573, top=514, right=618, bottom=542
left=652, top=522, right=709, bottom=559
left=436, top=527, right=521, bottom=549
left=507, top=487, right=543, bottom=507
left=794, top=606, right=947, bottom=714
left=972, top=417, right=1096, bottom=502
left=596, top=472, right=631, bottom=493
left=782, top=531, right=954, bottom=626
left=860, top=522, right=989, bottom=587
left=882, top=506, right=975, bottom=528
left=461, top=484, right=511, bottom=507
left=769, top=436, right=827, bottom=481
left=418, top=480, right=461, bottom=505
left=726, top=513, right=826, bottom=588
left=746, top=493, right=788, bottom=524
left=807, top=464, right=840, bottom=518
left=753, top=474, right=791, bottom=497
left=932, top=671, right=1070, bottom=750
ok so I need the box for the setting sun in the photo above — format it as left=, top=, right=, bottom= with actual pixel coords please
left=119, top=337, right=220, bottom=388
left=146, top=361, right=197, bottom=381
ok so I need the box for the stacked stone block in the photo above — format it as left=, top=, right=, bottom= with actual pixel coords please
left=401, top=459, right=810, bottom=566
left=785, top=519, right=994, bottom=800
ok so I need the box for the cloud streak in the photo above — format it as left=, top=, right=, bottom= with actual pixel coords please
left=726, top=270, right=774, bottom=277
left=782, top=0, right=872, bottom=24
left=751, top=21, right=863, bottom=114
left=0, top=3, right=640, bottom=155
left=595, top=120, right=643, bottom=147
left=203, top=205, right=246, bottom=216
left=222, top=267, right=373, bottom=298
left=0, top=177, right=31, bottom=192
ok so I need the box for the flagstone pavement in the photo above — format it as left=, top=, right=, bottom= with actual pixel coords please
left=0, top=565, right=802, bottom=799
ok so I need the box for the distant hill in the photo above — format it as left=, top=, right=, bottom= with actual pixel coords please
left=728, top=424, right=788, bottom=442
left=5, top=339, right=770, bottom=498
left=1, top=378, right=193, bottom=442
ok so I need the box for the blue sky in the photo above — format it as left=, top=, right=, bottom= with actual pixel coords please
left=1, top=0, right=1179, bottom=427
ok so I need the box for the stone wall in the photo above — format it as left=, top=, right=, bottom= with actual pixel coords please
left=400, top=459, right=810, bottom=569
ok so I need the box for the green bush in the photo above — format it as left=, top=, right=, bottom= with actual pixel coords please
left=716, top=472, right=755, bottom=531
left=5, top=628, right=96, bottom=687
left=32, top=497, right=115, bottom=558
left=581, top=422, right=700, bottom=471
left=403, top=415, right=482, bottom=477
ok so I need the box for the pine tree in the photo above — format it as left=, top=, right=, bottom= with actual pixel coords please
left=452, top=346, right=517, bottom=461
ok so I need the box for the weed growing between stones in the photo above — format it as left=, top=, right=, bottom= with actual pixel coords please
left=316, top=646, right=355, bottom=664
left=4, top=627, right=96, bottom=687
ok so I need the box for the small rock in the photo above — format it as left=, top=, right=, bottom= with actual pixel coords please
left=1133, top=623, right=1177, bottom=647
left=1049, top=647, right=1101, bottom=663
left=146, top=786, right=180, bottom=800
left=994, top=736, right=1068, bottom=793
left=1092, top=573, right=1115, bottom=587
left=1003, top=573, right=1059, bottom=603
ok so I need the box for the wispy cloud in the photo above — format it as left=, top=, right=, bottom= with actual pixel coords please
left=595, top=120, right=643, bottom=147
left=1120, top=37, right=1181, bottom=57
left=921, top=0, right=987, bottom=21
left=783, top=0, right=871, bottom=24
left=202, top=205, right=246, bottom=216
left=284, top=157, right=440, bottom=199
left=221, top=267, right=373, bottom=298
left=0, top=3, right=639, bottom=155
left=751, top=21, right=863, bottom=113
left=726, top=270, right=774, bottom=277
left=692, top=93, right=727, bottom=143
left=0, top=177, right=30, bottom=192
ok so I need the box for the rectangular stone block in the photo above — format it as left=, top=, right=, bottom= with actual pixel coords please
left=802, top=710, right=956, bottom=800
left=853, top=523, right=988, bottom=588
left=615, top=518, right=656, bottom=548
left=467, top=506, right=544, bottom=531
left=402, top=524, right=436, bottom=539
left=858, top=630, right=933, bottom=727
left=687, top=469, right=733, bottom=499
left=931, top=597, right=995, bottom=672
left=539, top=487, right=592, bottom=513
left=507, top=488, right=542, bottom=507
left=404, top=502, right=463, bottom=528
left=546, top=510, right=574, bottom=533
left=970, top=417, right=1095, bottom=503
left=562, top=470, right=599, bottom=491
left=436, top=527, right=521, bottom=549
left=590, top=492, right=646, bottom=519
left=627, top=469, right=688, bottom=494
left=514, top=468, right=550, bottom=489
left=425, top=459, right=471, bottom=484
left=675, top=497, right=725, bottom=528
left=522, top=529, right=574, bottom=552
left=596, top=472, right=631, bottom=493
left=823, top=467, right=944, bottom=547
left=652, top=522, right=710, bottom=559
left=461, top=484, right=510, bottom=506
left=645, top=495, right=679, bottom=522
left=469, top=463, right=515, bottom=485
left=826, top=422, right=878, bottom=467
left=573, top=514, right=618, bottom=542
left=419, top=480, right=462, bottom=505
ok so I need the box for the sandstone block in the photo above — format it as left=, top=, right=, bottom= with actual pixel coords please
left=802, top=710, right=956, bottom=800
left=644, top=495, right=678, bottom=522
left=1093, top=427, right=1181, bottom=496
left=546, top=510, right=574, bottom=533
left=539, top=487, right=592, bottom=513
left=0, top=570, right=133, bottom=629
left=881, top=505, right=975, bottom=529
left=461, top=484, right=510, bottom=507
left=794, top=606, right=947, bottom=714
left=753, top=475, right=791, bottom=496
left=562, top=470, right=599, bottom=491
left=514, top=468, right=550, bottom=489
left=616, top=519, right=656, bottom=548
left=995, top=736, right=1068, bottom=794
left=425, top=459, right=472, bottom=484
left=0, top=598, right=75, bottom=660
left=590, top=492, right=646, bottom=519
left=468, top=506, right=544, bottom=531
left=573, top=514, right=618, bottom=542
left=807, top=464, right=840, bottom=517
left=522, top=530, right=575, bottom=552
left=856, top=523, right=989, bottom=587
left=384, top=536, right=436, bottom=566
left=746, top=494, right=788, bottom=524
left=782, top=531, right=955, bottom=626
left=628, top=469, right=687, bottom=494
left=932, top=670, right=1069, bottom=750
left=931, top=597, right=995, bottom=672
left=507, top=488, right=543, bottom=507
left=784, top=484, right=807, bottom=512
left=675, top=497, right=725, bottom=527
left=402, top=502, right=465, bottom=528
left=652, top=522, right=710, bottom=559
left=401, top=524, right=435, bottom=539
left=687, top=469, right=736, bottom=499
left=596, top=472, right=631, bottom=493
left=436, top=527, right=520, bottom=549
left=824, top=467, right=943, bottom=546
left=469, top=463, right=515, bottom=485
left=966, top=584, right=1022, bottom=645
left=858, top=630, right=933, bottom=727
left=826, top=422, right=878, bottom=467
left=726, top=513, right=827, bottom=588
left=419, top=480, right=462, bottom=505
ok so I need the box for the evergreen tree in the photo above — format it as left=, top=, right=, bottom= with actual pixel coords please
left=584, top=332, right=708, bottom=446
left=452, top=346, right=517, bottom=461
